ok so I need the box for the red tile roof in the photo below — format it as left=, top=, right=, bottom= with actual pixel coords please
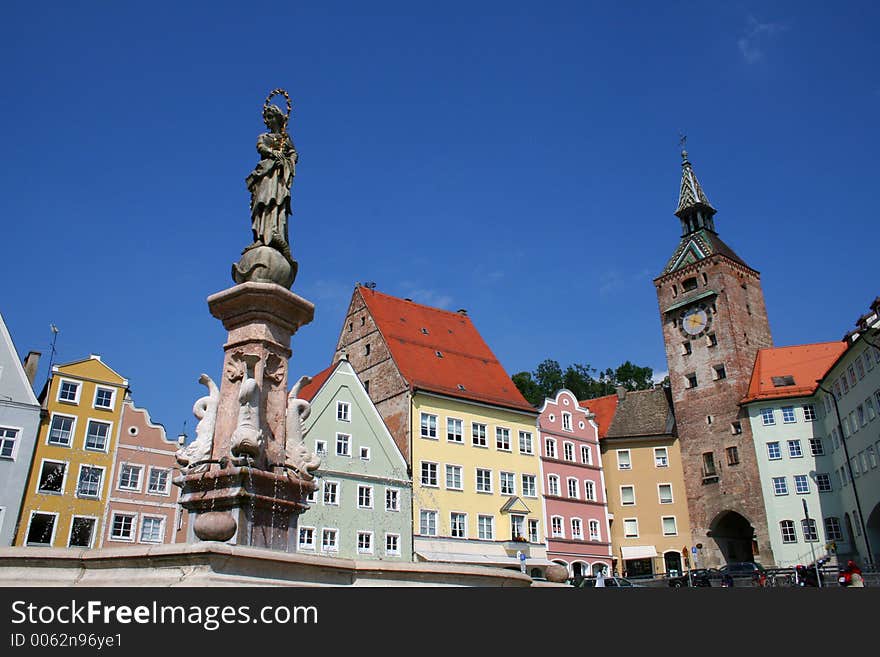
left=360, top=287, right=536, bottom=413
left=742, top=341, right=847, bottom=404
left=579, top=394, right=619, bottom=439
left=296, top=362, right=337, bottom=402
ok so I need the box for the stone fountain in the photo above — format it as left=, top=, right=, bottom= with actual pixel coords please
left=173, top=89, right=321, bottom=551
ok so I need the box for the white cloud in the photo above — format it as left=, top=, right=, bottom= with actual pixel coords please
left=738, top=15, right=787, bottom=64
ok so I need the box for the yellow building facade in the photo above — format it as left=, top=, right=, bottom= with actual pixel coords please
left=411, top=392, right=548, bottom=570
left=16, top=355, right=127, bottom=549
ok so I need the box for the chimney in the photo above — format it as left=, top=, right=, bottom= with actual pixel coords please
left=616, top=385, right=627, bottom=401
left=22, top=351, right=41, bottom=385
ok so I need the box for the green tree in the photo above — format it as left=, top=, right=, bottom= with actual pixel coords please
left=512, top=358, right=655, bottom=404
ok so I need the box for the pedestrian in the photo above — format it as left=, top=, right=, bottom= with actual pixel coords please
left=595, top=570, right=606, bottom=588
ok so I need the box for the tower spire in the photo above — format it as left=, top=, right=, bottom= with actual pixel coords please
left=675, top=149, right=716, bottom=234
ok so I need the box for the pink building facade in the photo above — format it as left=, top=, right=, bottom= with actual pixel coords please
left=539, top=389, right=612, bottom=578
left=103, top=400, right=187, bottom=546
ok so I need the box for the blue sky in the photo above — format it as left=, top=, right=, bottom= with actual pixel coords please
left=1, top=1, right=878, bottom=435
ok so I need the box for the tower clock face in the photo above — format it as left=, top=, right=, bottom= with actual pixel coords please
left=680, top=304, right=711, bottom=337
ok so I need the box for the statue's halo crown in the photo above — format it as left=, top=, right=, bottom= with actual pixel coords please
left=263, top=88, right=292, bottom=125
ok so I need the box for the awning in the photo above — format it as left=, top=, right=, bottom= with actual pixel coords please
left=415, top=551, right=555, bottom=569
left=620, top=545, right=658, bottom=560
left=663, top=289, right=717, bottom=314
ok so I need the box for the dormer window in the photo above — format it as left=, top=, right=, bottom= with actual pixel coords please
left=421, top=328, right=429, bottom=335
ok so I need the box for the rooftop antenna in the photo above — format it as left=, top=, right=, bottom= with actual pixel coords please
left=47, top=324, right=60, bottom=372
left=364, top=281, right=376, bottom=290
left=678, top=132, right=688, bottom=157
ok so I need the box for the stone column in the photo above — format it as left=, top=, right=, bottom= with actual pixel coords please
left=176, top=281, right=317, bottom=551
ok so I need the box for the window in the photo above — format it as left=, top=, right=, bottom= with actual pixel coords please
left=824, top=517, right=843, bottom=542
left=869, top=446, right=878, bottom=469
left=58, top=380, right=80, bottom=403
left=547, top=474, right=559, bottom=496
left=323, top=481, right=339, bottom=505
left=726, top=446, right=740, bottom=465
left=147, top=468, right=170, bottom=495
left=495, top=427, right=511, bottom=451
left=321, top=529, right=338, bottom=552
left=571, top=518, right=583, bottom=539
left=446, top=465, right=462, bottom=490
left=478, top=515, right=494, bottom=540
left=857, top=404, right=866, bottom=427
left=833, top=381, right=841, bottom=400
left=518, top=431, right=533, bottom=455
left=476, top=468, right=492, bottom=493
left=767, top=442, right=781, bottom=460
left=48, top=415, right=75, bottom=447
left=867, top=398, right=877, bottom=421
left=385, top=533, right=400, bottom=556
left=315, top=440, right=326, bottom=456
left=385, top=488, right=399, bottom=511
left=364, top=343, right=371, bottom=356
left=584, top=480, right=596, bottom=501
left=500, top=472, right=516, bottom=495
left=357, top=485, right=373, bottom=509
left=551, top=516, right=564, bottom=538
left=801, top=519, right=818, bottom=542
left=563, top=442, right=574, bottom=461
left=794, top=475, right=810, bottom=495
left=118, top=464, right=142, bottom=491
left=681, top=341, right=692, bottom=356
left=567, top=477, right=579, bottom=499
left=589, top=520, right=600, bottom=541
left=94, top=387, right=115, bottom=410
left=713, top=364, right=727, bottom=380
left=472, top=422, right=487, bottom=447
left=780, top=520, right=797, bottom=544
left=620, top=485, right=635, bottom=506
left=420, top=462, right=438, bottom=487
left=848, top=365, right=857, bottom=387
left=840, top=375, right=849, bottom=395
left=654, top=447, right=668, bottom=468
left=658, top=484, right=673, bottom=504
left=832, top=429, right=840, bottom=450
left=731, top=421, right=742, bottom=435
left=111, top=513, right=136, bottom=541
left=562, top=412, right=572, bottom=431
left=298, top=526, right=316, bottom=550
left=420, top=413, right=437, bottom=439
left=451, top=513, right=467, bottom=539
left=816, top=473, right=832, bottom=492
left=84, top=420, right=110, bottom=451
left=38, top=461, right=66, bottom=494
left=545, top=438, right=557, bottom=459
left=702, top=452, right=717, bottom=478
left=363, top=380, right=369, bottom=393
left=617, top=450, right=631, bottom=470
left=336, top=401, right=350, bottom=422
left=662, top=516, right=678, bottom=536
left=707, top=333, right=718, bottom=347
left=26, top=512, right=57, bottom=546
left=447, top=418, right=463, bottom=443
left=140, top=516, right=164, bottom=544
left=761, top=408, right=775, bottom=426
left=357, top=531, right=373, bottom=554
left=772, top=476, right=788, bottom=495
left=68, top=516, right=96, bottom=548
left=521, top=474, right=536, bottom=497
left=336, top=433, right=351, bottom=456
left=0, top=427, right=19, bottom=459
left=788, top=440, right=803, bottom=458
left=76, top=465, right=103, bottom=499
left=781, top=406, right=796, bottom=423
left=803, top=404, right=817, bottom=422
left=623, top=519, right=639, bottom=538
left=359, top=446, right=370, bottom=460
left=419, top=510, right=437, bottom=536
left=686, top=373, right=698, bottom=389
left=682, top=277, right=698, bottom=291
left=857, top=358, right=865, bottom=380
left=809, top=438, right=825, bottom=456
left=581, top=445, right=592, bottom=465
left=528, top=519, right=539, bottom=543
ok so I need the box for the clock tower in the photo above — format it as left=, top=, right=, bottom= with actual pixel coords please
left=654, top=150, right=775, bottom=567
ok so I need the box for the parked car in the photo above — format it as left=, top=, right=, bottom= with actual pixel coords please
left=667, top=568, right=721, bottom=587
left=718, top=562, right=768, bottom=586
left=578, top=576, right=643, bottom=588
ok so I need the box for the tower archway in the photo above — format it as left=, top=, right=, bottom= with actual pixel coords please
left=709, top=511, right=756, bottom=564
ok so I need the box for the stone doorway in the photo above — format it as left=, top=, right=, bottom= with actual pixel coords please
left=709, top=511, right=756, bottom=564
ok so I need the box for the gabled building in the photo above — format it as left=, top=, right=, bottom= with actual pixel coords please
left=15, top=355, right=128, bottom=549
left=103, top=398, right=187, bottom=546
left=0, top=314, right=41, bottom=546
left=334, top=286, right=550, bottom=575
left=297, top=356, right=413, bottom=561
left=587, top=387, right=692, bottom=578
left=742, top=342, right=847, bottom=567
left=538, top=389, right=612, bottom=578
left=653, top=149, right=774, bottom=567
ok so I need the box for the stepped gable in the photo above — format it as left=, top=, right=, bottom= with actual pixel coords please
left=360, top=289, right=535, bottom=413
left=742, top=341, right=847, bottom=404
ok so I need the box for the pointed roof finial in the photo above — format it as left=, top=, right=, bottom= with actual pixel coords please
left=675, top=140, right=715, bottom=217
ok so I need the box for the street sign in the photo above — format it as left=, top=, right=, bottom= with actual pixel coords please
left=691, top=546, right=697, bottom=555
